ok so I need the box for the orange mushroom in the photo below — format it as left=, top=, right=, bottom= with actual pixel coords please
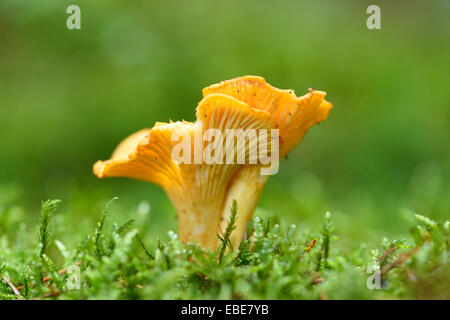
left=203, top=76, right=332, bottom=248
left=93, top=76, right=332, bottom=250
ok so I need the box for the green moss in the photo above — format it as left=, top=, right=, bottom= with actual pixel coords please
left=0, top=199, right=448, bottom=300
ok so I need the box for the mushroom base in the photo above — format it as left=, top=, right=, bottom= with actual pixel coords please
left=220, top=166, right=269, bottom=249
left=165, top=166, right=269, bottom=251
left=166, top=190, right=224, bottom=250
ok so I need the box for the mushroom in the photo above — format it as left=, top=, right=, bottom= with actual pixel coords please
left=204, top=76, right=332, bottom=248
left=93, top=76, right=332, bottom=250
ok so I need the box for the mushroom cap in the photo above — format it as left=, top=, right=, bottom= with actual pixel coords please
left=203, top=76, right=332, bottom=157
left=93, top=93, right=276, bottom=187
left=93, top=121, right=192, bottom=188
left=94, top=76, right=332, bottom=184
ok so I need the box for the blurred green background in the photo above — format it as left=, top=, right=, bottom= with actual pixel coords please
left=0, top=0, right=448, bottom=248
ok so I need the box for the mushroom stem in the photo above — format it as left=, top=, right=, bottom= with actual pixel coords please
left=220, top=166, right=269, bottom=248
left=166, top=188, right=224, bottom=250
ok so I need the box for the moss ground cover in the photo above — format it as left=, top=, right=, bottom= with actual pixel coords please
left=0, top=199, right=447, bottom=300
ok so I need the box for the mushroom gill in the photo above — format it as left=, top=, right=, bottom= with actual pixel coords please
left=93, top=76, right=332, bottom=250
